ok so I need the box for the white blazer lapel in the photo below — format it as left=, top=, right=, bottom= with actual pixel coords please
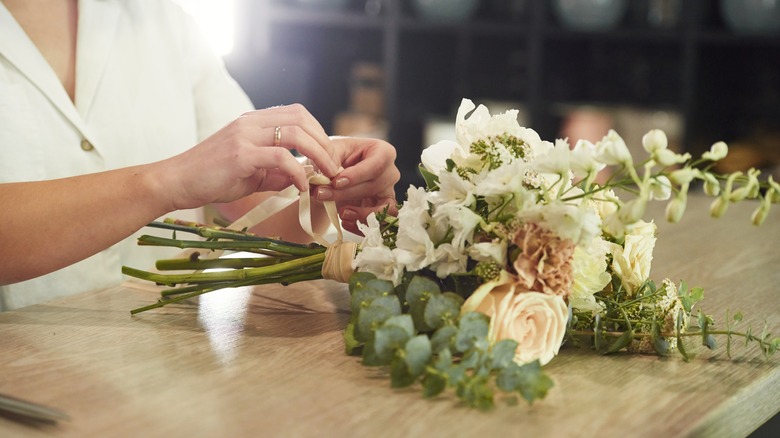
left=0, top=2, right=90, bottom=138
left=75, top=0, right=120, bottom=119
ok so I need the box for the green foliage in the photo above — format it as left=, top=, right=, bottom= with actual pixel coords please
left=345, top=273, right=554, bottom=408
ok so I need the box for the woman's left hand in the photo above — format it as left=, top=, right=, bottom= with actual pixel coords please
left=314, top=137, right=400, bottom=235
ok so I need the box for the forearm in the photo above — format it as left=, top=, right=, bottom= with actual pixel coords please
left=0, top=164, right=170, bottom=284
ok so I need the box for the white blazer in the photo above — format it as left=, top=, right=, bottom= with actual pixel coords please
left=0, top=0, right=253, bottom=310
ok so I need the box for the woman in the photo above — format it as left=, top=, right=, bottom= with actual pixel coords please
left=0, top=0, right=399, bottom=310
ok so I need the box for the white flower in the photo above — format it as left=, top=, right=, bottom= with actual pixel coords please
left=610, top=220, right=657, bottom=295
left=429, top=243, right=467, bottom=279
left=570, top=237, right=611, bottom=308
left=649, top=175, right=672, bottom=201
left=518, top=201, right=601, bottom=245
left=589, top=188, right=620, bottom=221
left=462, top=272, right=568, bottom=366
left=393, top=186, right=437, bottom=272
left=702, top=141, right=728, bottom=161
left=570, top=139, right=605, bottom=179
left=655, top=149, right=691, bottom=167
left=354, top=214, right=403, bottom=285
left=534, top=138, right=571, bottom=176
left=431, top=170, right=475, bottom=207
left=642, top=129, right=668, bottom=154
left=596, top=130, right=632, bottom=166
left=421, top=140, right=465, bottom=174
left=467, top=240, right=507, bottom=265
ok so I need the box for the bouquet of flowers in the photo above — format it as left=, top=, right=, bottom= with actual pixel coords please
left=124, top=99, right=779, bottom=408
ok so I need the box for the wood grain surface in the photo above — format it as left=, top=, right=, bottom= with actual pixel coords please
left=0, top=195, right=778, bottom=437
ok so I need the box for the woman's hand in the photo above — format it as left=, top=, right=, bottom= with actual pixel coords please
left=314, top=136, right=400, bottom=235
left=156, top=104, right=340, bottom=212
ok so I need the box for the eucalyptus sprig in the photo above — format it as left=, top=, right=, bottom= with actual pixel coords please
left=345, top=272, right=553, bottom=408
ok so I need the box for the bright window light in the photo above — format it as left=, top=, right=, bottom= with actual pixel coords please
left=175, top=0, right=235, bottom=57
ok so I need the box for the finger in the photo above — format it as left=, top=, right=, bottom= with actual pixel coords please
left=245, top=147, right=309, bottom=192
left=338, top=195, right=398, bottom=223
left=269, top=125, right=340, bottom=178
left=330, top=137, right=397, bottom=188
left=316, top=168, right=399, bottom=203
left=254, top=104, right=339, bottom=175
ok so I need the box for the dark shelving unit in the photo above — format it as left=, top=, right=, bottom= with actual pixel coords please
left=226, top=0, right=780, bottom=198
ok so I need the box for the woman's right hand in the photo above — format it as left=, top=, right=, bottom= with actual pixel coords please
left=153, top=104, right=340, bottom=212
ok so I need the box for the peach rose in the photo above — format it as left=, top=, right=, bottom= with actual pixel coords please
left=462, top=271, right=569, bottom=365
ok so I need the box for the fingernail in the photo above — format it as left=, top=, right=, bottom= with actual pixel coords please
left=316, top=187, right=332, bottom=200
left=333, top=177, right=350, bottom=189
left=341, top=208, right=358, bottom=220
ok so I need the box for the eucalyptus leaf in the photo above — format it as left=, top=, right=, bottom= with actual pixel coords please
left=349, top=272, right=377, bottom=293
left=431, top=325, right=458, bottom=354
left=355, top=295, right=402, bottom=342
left=490, top=339, right=518, bottom=370
left=422, top=372, right=447, bottom=398
left=390, top=356, right=416, bottom=388
left=343, top=322, right=360, bottom=355
left=374, top=325, right=410, bottom=363
left=455, top=312, right=490, bottom=353
left=404, top=335, right=432, bottom=377
left=424, top=293, right=461, bottom=329
left=406, top=276, right=441, bottom=332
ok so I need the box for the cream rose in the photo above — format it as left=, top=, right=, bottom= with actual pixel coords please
left=462, top=271, right=568, bottom=366
left=610, top=220, right=657, bottom=295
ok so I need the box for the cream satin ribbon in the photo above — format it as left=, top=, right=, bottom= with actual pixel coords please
left=173, top=165, right=356, bottom=283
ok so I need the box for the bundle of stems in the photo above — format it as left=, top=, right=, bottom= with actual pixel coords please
left=123, top=219, right=327, bottom=315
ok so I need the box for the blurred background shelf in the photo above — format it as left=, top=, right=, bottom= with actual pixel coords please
left=224, top=0, right=780, bottom=197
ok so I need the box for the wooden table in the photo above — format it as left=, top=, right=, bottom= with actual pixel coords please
left=1, top=196, right=778, bottom=437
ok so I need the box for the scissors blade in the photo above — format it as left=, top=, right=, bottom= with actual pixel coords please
left=0, top=392, right=70, bottom=423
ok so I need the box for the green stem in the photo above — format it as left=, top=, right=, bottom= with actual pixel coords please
left=122, top=252, right=326, bottom=286
left=137, top=234, right=324, bottom=256
left=155, top=256, right=289, bottom=271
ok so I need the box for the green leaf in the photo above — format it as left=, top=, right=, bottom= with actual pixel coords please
left=605, top=330, right=634, bottom=354
left=703, top=334, right=717, bottom=350
left=390, top=356, right=416, bottom=388
left=418, top=164, right=440, bottom=190
left=455, top=312, right=490, bottom=353
left=366, top=278, right=395, bottom=296
left=355, top=295, right=401, bottom=342
left=422, top=372, right=447, bottom=398
left=374, top=325, right=411, bottom=363
left=733, top=311, right=744, bottom=323
left=653, top=335, right=670, bottom=355
left=490, top=339, right=518, bottom=370
left=430, top=325, right=458, bottom=353
left=406, top=276, right=441, bottom=332
left=361, top=338, right=383, bottom=366
left=384, top=314, right=415, bottom=337
left=350, top=284, right=385, bottom=314
left=404, top=335, right=433, bottom=377
left=497, top=361, right=554, bottom=404
left=343, top=322, right=360, bottom=355
left=434, top=347, right=453, bottom=372
left=348, top=272, right=377, bottom=293
left=424, top=293, right=462, bottom=329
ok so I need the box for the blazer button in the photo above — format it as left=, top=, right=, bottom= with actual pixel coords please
left=81, top=138, right=95, bottom=151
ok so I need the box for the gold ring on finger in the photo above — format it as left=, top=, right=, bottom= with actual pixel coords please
left=274, top=126, right=282, bottom=147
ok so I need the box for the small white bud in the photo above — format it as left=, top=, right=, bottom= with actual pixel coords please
left=702, top=141, right=728, bottom=161
left=701, top=172, right=721, bottom=197
left=665, top=195, right=687, bottom=223
left=710, top=196, right=729, bottom=218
